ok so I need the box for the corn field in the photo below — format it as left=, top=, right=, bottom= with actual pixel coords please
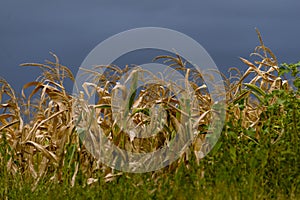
left=0, top=30, right=299, bottom=198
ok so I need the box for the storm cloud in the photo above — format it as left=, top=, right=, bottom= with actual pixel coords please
left=0, top=0, right=299, bottom=91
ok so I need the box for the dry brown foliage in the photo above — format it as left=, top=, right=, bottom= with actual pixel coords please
left=0, top=30, right=294, bottom=188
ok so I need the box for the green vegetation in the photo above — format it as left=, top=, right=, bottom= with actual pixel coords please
left=0, top=31, right=299, bottom=199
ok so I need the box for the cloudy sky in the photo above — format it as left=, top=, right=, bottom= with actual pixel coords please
left=1, top=0, right=299, bottom=92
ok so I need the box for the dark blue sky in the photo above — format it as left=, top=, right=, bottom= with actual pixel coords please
left=1, top=0, right=299, bottom=92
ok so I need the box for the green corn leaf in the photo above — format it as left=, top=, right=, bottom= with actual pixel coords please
left=244, top=83, right=266, bottom=97
left=244, top=83, right=266, bottom=102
